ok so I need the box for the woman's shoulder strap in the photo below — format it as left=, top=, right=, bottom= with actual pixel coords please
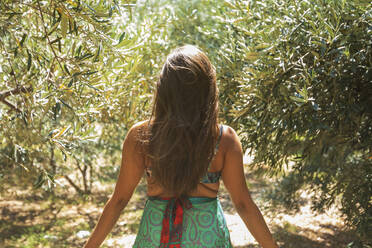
left=215, top=124, right=223, bottom=153
left=206, top=125, right=224, bottom=171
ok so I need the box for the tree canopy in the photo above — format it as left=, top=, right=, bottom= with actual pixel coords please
left=1, top=0, right=371, bottom=244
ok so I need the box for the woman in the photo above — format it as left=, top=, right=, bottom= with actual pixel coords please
left=84, top=45, right=278, bottom=248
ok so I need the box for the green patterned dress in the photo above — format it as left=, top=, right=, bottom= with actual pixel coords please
left=133, top=197, right=232, bottom=247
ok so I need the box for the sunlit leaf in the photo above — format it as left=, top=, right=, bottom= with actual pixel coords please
left=61, top=12, right=68, bottom=38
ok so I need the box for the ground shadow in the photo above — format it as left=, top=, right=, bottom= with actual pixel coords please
left=0, top=170, right=363, bottom=248
left=272, top=224, right=359, bottom=248
left=0, top=202, right=61, bottom=243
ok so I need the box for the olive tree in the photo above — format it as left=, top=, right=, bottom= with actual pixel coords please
left=0, top=0, right=153, bottom=193
left=223, top=0, right=371, bottom=242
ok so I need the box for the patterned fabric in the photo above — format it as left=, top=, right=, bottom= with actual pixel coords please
left=199, top=124, right=223, bottom=183
left=200, top=171, right=221, bottom=184
left=133, top=197, right=232, bottom=248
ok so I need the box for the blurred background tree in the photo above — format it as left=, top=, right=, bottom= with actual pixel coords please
left=1, top=0, right=371, bottom=245
left=224, top=0, right=372, bottom=243
left=0, top=0, right=155, bottom=194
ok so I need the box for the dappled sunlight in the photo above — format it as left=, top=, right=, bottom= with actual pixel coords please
left=225, top=213, right=257, bottom=246
left=0, top=168, right=360, bottom=247
left=1, top=0, right=369, bottom=247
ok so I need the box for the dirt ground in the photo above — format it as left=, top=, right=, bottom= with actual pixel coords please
left=0, top=169, right=359, bottom=248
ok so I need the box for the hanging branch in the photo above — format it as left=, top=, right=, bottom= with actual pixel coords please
left=7, top=59, right=19, bottom=86
left=0, top=86, right=33, bottom=112
left=36, top=0, right=64, bottom=73
left=73, top=156, right=91, bottom=194
left=2, top=99, right=21, bottom=113
left=0, top=86, right=33, bottom=101
left=64, top=175, right=84, bottom=194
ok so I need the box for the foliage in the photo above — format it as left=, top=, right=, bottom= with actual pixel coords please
left=1, top=0, right=371, bottom=243
left=0, top=0, right=244, bottom=193
left=224, top=0, right=372, bottom=242
left=0, top=0, right=153, bottom=192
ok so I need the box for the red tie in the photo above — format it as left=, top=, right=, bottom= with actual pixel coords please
left=159, top=197, right=192, bottom=248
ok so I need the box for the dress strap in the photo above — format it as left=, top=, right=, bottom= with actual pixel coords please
left=206, top=124, right=223, bottom=171
left=215, top=124, right=223, bottom=153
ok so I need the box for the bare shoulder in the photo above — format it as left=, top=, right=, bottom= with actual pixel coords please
left=221, top=124, right=242, bottom=151
left=124, top=120, right=150, bottom=145
left=131, top=120, right=150, bottom=130
left=221, top=124, right=238, bottom=138
left=128, top=120, right=149, bottom=134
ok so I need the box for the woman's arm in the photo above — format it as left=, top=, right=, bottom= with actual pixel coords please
left=84, top=123, right=145, bottom=248
left=221, top=125, right=279, bottom=248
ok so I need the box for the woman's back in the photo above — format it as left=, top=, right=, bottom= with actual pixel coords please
left=142, top=121, right=225, bottom=198
left=133, top=121, right=234, bottom=248
left=83, top=45, right=278, bottom=248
